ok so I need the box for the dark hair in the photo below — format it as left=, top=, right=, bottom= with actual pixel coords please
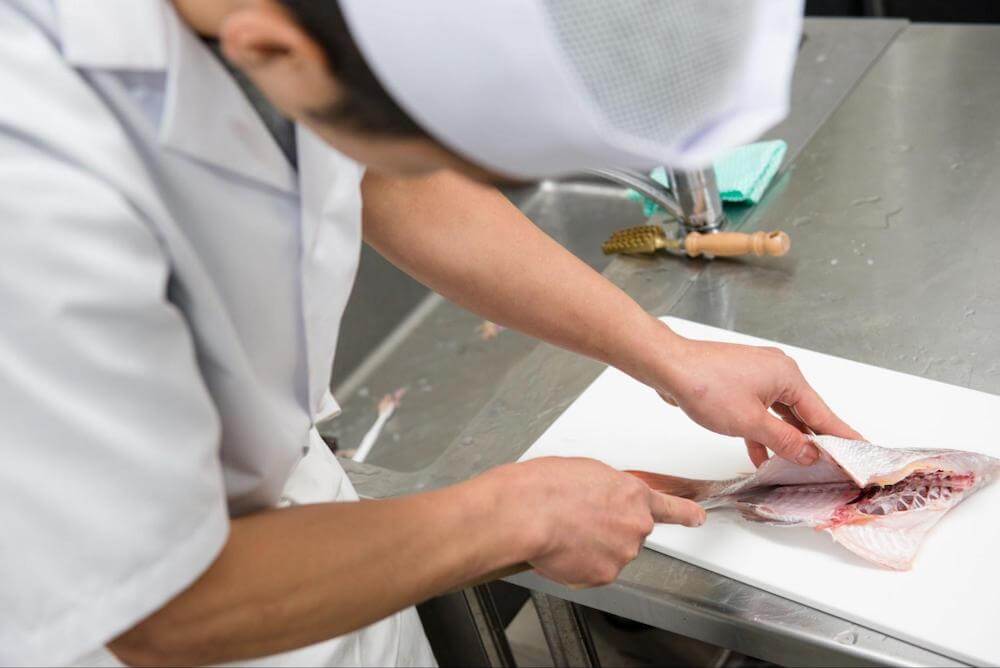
left=279, top=0, right=427, bottom=137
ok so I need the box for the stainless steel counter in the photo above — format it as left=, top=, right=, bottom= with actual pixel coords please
left=335, top=18, right=1000, bottom=667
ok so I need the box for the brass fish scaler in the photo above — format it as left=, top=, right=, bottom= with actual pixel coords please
left=602, top=225, right=790, bottom=259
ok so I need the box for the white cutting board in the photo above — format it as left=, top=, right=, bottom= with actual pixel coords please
left=519, top=317, right=1000, bottom=666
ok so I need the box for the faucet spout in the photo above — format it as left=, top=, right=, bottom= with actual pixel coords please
left=590, top=166, right=726, bottom=233
left=588, top=167, right=684, bottom=220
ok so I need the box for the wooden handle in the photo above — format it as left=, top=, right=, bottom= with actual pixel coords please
left=684, top=230, right=791, bottom=258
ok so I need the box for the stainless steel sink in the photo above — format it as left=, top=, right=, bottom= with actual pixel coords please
left=322, top=179, right=648, bottom=472
left=507, top=180, right=647, bottom=274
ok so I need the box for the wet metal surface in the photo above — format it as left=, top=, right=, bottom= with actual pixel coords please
left=324, top=183, right=649, bottom=472
left=332, top=17, right=1000, bottom=668
left=327, top=17, right=898, bottom=389
left=671, top=24, right=1000, bottom=393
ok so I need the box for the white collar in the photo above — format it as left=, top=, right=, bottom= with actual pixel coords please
left=55, top=0, right=297, bottom=194
left=56, top=0, right=169, bottom=71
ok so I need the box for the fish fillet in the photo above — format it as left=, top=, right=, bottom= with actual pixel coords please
left=629, top=436, right=1000, bottom=570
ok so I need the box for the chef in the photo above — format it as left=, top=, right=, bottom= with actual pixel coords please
left=0, top=0, right=861, bottom=665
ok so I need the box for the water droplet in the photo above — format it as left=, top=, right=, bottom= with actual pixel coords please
left=884, top=207, right=903, bottom=228
left=358, top=387, right=370, bottom=398
left=851, top=195, right=881, bottom=206
left=950, top=162, right=962, bottom=170
left=894, top=144, right=912, bottom=153
left=462, top=437, right=474, bottom=446
left=830, top=258, right=839, bottom=266
left=965, top=308, right=976, bottom=317
left=836, top=630, right=858, bottom=645
left=866, top=258, right=875, bottom=266
left=816, top=53, right=828, bottom=63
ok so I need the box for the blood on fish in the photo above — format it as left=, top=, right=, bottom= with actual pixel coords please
left=821, top=470, right=976, bottom=529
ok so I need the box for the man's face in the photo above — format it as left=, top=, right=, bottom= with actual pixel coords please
left=218, top=1, right=507, bottom=183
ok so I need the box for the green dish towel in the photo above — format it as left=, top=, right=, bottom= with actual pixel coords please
left=629, top=140, right=787, bottom=218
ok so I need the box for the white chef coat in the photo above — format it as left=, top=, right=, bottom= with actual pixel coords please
left=0, top=1, right=435, bottom=665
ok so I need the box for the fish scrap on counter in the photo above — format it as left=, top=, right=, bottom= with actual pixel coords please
left=476, top=320, right=505, bottom=341
left=350, top=388, right=407, bottom=462
left=629, top=436, right=1000, bottom=570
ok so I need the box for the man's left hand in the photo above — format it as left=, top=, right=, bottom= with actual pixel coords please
left=655, top=336, right=863, bottom=467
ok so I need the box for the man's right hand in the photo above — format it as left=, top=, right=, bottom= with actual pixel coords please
left=484, top=457, right=705, bottom=588
left=108, top=454, right=701, bottom=665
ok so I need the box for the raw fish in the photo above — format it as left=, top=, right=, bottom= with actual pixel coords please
left=629, top=436, right=1000, bottom=570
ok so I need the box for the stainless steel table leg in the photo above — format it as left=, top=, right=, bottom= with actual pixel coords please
left=463, top=584, right=517, bottom=667
left=417, top=584, right=518, bottom=667
left=530, top=592, right=601, bottom=668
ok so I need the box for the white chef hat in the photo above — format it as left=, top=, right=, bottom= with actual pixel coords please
left=339, top=0, right=803, bottom=179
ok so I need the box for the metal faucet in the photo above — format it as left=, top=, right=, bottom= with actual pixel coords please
left=589, top=166, right=727, bottom=234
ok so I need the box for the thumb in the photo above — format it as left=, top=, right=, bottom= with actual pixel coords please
left=747, top=413, right=818, bottom=465
left=650, top=492, right=705, bottom=527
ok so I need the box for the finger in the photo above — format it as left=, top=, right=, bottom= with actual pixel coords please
left=746, top=412, right=818, bottom=465
left=744, top=439, right=770, bottom=468
left=772, top=403, right=813, bottom=435
left=649, top=492, right=705, bottom=527
left=781, top=381, right=864, bottom=441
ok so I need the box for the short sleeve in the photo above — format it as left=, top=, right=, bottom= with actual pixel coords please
left=0, top=119, right=229, bottom=664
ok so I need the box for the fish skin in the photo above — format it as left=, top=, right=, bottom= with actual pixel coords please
left=628, top=436, right=1000, bottom=570
left=813, top=436, right=992, bottom=488
left=826, top=509, right=947, bottom=570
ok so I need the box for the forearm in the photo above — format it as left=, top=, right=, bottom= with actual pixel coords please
left=110, top=471, right=531, bottom=666
left=361, top=171, right=680, bottom=388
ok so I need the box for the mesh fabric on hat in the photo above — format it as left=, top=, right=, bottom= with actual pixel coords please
left=543, top=0, right=753, bottom=149
left=341, top=0, right=802, bottom=177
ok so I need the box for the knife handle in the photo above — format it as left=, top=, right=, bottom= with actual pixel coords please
left=685, top=230, right=790, bottom=258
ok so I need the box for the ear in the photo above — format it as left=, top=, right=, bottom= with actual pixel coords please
left=219, top=3, right=341, bottom=118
